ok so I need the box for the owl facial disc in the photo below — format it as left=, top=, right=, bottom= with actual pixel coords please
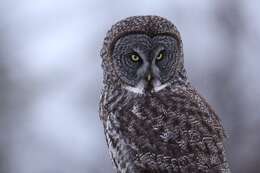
left=112, top=34, right=178, bottom=94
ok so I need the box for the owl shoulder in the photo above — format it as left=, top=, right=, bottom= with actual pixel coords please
left=171, top=85, right=226, bottom=139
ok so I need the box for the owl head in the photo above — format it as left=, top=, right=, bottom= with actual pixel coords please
left=101, top=15, right=185, bottom=94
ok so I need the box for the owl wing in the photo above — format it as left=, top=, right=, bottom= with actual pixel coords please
left=99, top=89, right=138, bottom=173
left=175, top=86, right=230, bottom=172
left=136, top=86, right=231, bottom=173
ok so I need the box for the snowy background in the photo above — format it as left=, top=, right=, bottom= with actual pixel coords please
left=0, top=0, right=260, bottom=172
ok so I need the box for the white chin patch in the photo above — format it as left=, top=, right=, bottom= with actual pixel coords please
left=153, top=80, right=169, bottom=92
left=124, top=80, right=169, bottom=94
left=124, top=82, right=144, bottom=94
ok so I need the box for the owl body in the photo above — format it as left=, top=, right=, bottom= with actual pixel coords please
left=100, top=16, right=230, bottom=173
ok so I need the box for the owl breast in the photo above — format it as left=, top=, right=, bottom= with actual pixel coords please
left=103, top=86, right=228, bottom=173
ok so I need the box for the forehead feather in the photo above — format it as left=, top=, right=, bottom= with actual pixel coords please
left=102, top=15, right=182, bottom=57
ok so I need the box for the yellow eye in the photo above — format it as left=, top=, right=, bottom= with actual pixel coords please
left=156, top=52, right=164, bottom=61
left=130, top=54, right=140, bottom=62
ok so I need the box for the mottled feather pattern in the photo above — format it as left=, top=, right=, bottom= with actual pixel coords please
left=101, top=83, right=229, bottom=173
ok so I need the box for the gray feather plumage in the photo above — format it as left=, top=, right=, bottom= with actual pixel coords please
left=99, top=15, right=230, bottom=173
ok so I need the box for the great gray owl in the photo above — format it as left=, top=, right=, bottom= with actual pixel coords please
left=99, top=15, right=230, bottom=173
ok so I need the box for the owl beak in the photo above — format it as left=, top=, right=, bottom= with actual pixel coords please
left=146, top=74, right=152, bottom=82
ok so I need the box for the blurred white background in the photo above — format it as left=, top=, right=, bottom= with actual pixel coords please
left=0, top=0, right=260, bottom=172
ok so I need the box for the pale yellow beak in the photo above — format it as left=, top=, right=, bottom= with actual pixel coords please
left=147, top=74, right=152, bottom=81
